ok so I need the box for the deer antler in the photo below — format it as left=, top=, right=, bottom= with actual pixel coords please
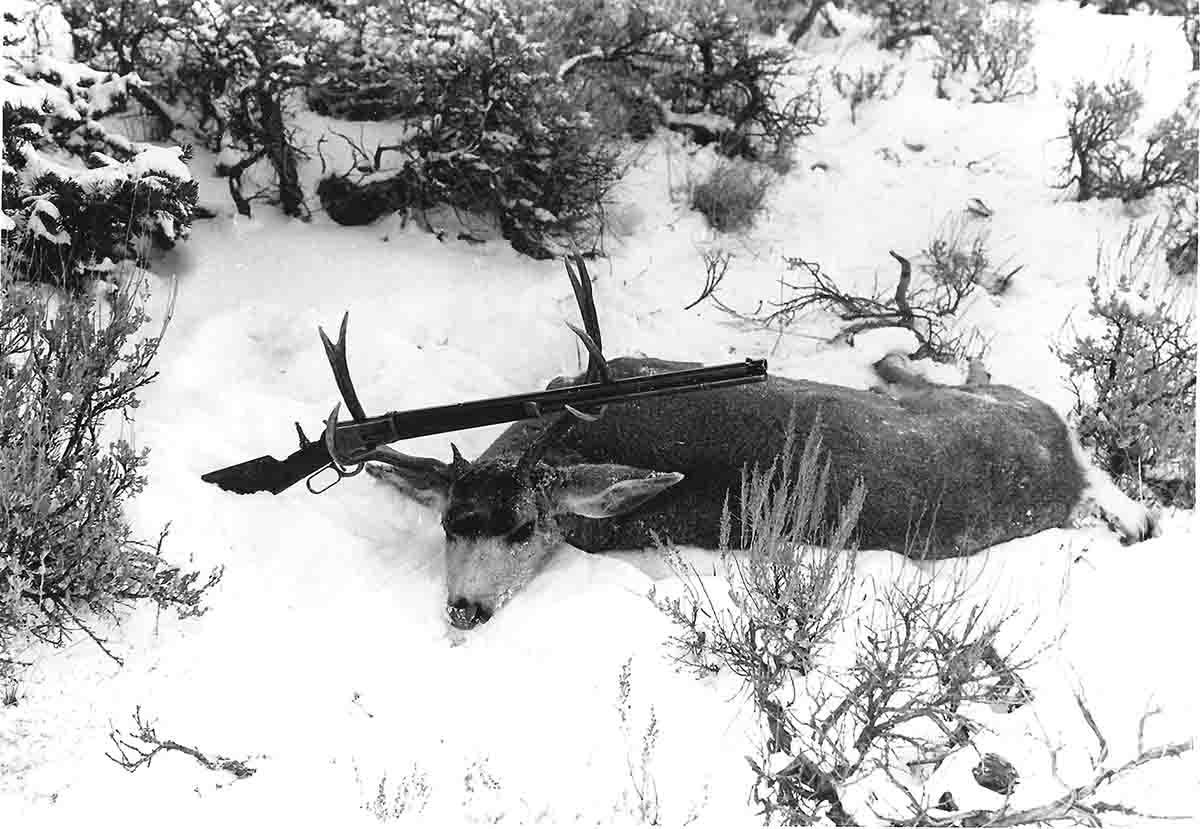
left=319, top=313, right=368, bottom=422
left=317, top=254, right=611, bottom=483
left=563, top=253, right=611, bottom=386
left=318, top=313, right=455, bottom=484
left=518, top=254, right=612, bottom=473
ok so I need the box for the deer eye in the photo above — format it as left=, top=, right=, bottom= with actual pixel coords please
left=507, top=520, right=536, bottom=543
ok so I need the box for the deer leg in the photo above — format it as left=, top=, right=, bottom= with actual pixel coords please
left=1069, top=434, right=1157, bottom=543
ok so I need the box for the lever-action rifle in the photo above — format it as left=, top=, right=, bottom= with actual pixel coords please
left=202, top=358, right=768, bottom=496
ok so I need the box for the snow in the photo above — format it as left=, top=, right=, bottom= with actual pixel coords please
left=129, top=146, right=194, bottom=182
left=14, top=141, right=192, bottom=192
left=557, top=47, right=605, bottom=82
left=1112, top=287, right=1159, bottom=319
left=2, top=2, right=1198, bottom=826
left=0, top=77, right=81, bottom=120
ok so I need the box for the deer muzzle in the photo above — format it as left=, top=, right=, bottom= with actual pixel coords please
left=447, top=597, right=493, bottom=630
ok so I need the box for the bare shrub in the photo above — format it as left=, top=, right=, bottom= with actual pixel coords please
left=1107, top=86, right=1199, bottom=203
left=843, top=0, right=942, bottom=51
left=1186, top=0, right=1200, bottom=71
left=830, top=62, right=905, bottom=124
left=1164, top=185, right=1198, bottom=277
left=1060, top=79, right=1143, bottom=202
left=747, top=249, right=986, bottom=363
left=1057, top=229, right=1196, bottom=507
left=545, top=0, right=824, bottom=160
left=659, top=424, right=1190, bottom=822
left=656, top=429, right=1046, bottom=823
left=690, top=159, right=773, bottom=234
left=1060, top=79, right=1197, bottom=209
left=738, top=0, right=837, bottom=42
left=686, top=248, right=733, bottom=310
left=932, top=0, right=1036, bottom=102
left=753, top=581, right=1034, bottom=824
left=364, top=761, right=504, bottom=822
left=1, top=260, right=221, bottom=664
left=108, top=706, right=257, bottom=778
left=314, top=2, right=622, bottom=259
left=924, top=217, right=1022, bottom=296
left=615, top=659, right=661, bottom=824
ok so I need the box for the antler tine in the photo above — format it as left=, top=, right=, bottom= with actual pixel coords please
left=319, top=312, right=368, bottom=423
left=362, top=444, right=454, bottom=486
left=518, top=255, right=612, bottom=475
left=563, top=254, right=611, bottom=384
left=565, top=321, right=608, bottom=378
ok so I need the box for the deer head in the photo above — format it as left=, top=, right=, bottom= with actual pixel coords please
left=319, top=256, right=683, bottom=629
left=371, top=451, right=681, bottom=628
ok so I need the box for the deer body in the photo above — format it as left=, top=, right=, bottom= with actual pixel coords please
left=483, top=357, right=1087, bottom=559
left=341, top=257, right=1151, bottom=629
left=371, top=353, right=1151, bottom=630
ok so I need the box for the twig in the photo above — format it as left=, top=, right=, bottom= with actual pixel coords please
left=107, top=707, right=258, bottom=780
left=884, top=697, right=1195, bottom=827
left=889, top=250, right=913, bottom=323
left=53, top=597, right=123, bottom=667
left=686, top=249, right=732, bottom=310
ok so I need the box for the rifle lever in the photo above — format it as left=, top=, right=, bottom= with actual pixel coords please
left=306, top=464, right=342, bottom=495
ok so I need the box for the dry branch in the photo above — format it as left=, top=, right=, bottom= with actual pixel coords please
left=885, top=695, right=1195, bottom=827
left=107, top=707, right=258, bottom=780
left=686, top=249, right=733, bottom=310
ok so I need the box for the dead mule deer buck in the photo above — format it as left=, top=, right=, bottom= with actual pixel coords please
left=322, top=259, right=1155, bottom=630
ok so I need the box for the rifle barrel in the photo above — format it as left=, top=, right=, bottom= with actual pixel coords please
left=345, top=358, right=766, bottom=446
left=202, top=358, right=767, bottom=495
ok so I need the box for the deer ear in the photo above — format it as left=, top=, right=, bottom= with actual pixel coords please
left=554, top=464, right=684, bottom=519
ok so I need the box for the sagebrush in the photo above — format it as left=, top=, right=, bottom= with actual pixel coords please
left=0, top=264, right=221, bottom=663
left=931, top=0, right=1036, bottom=102
left=656, top=427, right=1042, bottom=823
left=1058, top=230, right=1196, bottom=507
left=830, top=62, right=904, bottom=124
left=659, top=422, right=1188, bottom=822
left=541, top=0, right=823, bottom=160
left=1061, top=79, right=1198, bottom=206
left=690, top=159, right=773, bottom=233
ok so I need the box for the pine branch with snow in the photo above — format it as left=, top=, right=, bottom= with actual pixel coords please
left=2, top=56, right=197, bottom=289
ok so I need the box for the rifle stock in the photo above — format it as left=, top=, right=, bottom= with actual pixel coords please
left=202, top=358, right=767, bottom=495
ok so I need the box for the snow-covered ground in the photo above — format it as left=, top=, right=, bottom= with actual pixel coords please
left=2, top=2, right=1197, bottom=824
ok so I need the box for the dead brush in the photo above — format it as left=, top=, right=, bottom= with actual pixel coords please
left=924, top=216, right=1022, bottom=296
left=657, top=423, right=1047, bottom=823
left=744, top=248, right=989, bottom=364
left=1059, top=78, right=1198, bottom=205
left=931, top=0, right=1037, bottom=102
left=690, top=159, right=774, bottom=234
left=830, top=62, right=905, bottom=124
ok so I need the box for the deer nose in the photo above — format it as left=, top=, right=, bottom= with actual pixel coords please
left=447, top=597, right=493, bottom=630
